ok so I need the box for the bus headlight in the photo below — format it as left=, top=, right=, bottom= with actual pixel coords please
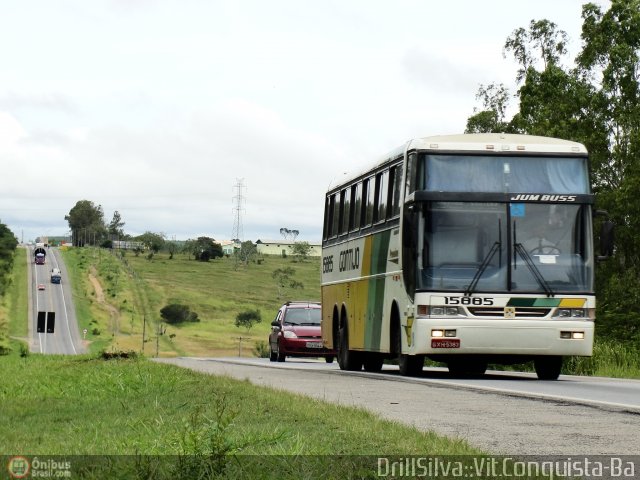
left=423, top=306, right=464, bottom=317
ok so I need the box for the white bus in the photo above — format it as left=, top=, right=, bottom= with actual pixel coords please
left=321, top=133, right=612, bottom=380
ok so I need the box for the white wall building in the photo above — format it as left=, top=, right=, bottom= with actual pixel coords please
left=255, top=239, right=321, bottom=257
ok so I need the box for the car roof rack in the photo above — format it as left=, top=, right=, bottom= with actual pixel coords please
left=284, top=300, right=320, bottom=307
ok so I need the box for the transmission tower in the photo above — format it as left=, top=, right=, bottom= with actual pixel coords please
left=231, top=179, right=246, bottom=243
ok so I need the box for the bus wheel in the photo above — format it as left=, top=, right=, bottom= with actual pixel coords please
left=534, top=356, right=562, bottom=380
left=363, top=353, right=384, bottom=372
left=398, top=354, right=423, bottom=376
left=337, top=324, right=362, bottom=371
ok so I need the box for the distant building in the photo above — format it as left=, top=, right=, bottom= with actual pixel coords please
left=255, top=239, right=321, bottom=257
left=112, top=240, right=145, bottom=250
left=219, top=240, right=240, bottom=256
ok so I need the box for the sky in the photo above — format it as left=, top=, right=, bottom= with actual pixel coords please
left=0, top=0, right=601, bottom=243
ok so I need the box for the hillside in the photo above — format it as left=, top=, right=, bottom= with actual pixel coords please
left=61, top=247, right=320, bottom=357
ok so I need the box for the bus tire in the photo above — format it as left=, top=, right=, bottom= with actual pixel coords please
left=337, top=323, right=362, bottom=371
left=398, top=354, right=423, bottom=376
left=534, top=356, right=562, bottom=380
left=363, top=353, right=384, bottom=372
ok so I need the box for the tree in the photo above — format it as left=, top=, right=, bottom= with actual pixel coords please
left=272, top=267, right=304, bottom=298
left=279, top=228, right=299, bottom=241
left=135, top=231, right=166, bottom=253
left=188, top=237, right=223, bottom=261
left=0, top=222, right=18, bottom=300
left=160, top=304, right=199, bottom=324
left=465, top=83, right=515, bottom=134
left=234, top=309, right=262, bottom=331
left=290, top=241, right=312, bottom=262
left=465, top=0, right=640, bottom=343
left=108, top=210, right=126, bottom=239
left=237, top=240, right=257, bottom=264
left=65, top=200, right=107, bottom=247
left=166, top=240, right=178, bottom=259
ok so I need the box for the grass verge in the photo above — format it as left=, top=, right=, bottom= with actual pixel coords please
left=0, top=349, right=491, bottom=478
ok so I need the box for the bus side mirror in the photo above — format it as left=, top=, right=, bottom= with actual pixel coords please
left=595, top=211, right=614, bottom=260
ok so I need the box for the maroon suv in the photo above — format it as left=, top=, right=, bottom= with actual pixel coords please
left=268, top=301, right=335, bottom=363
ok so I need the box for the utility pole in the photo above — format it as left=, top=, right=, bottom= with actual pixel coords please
left=232, top=179, right=246, bottom=268
left=231, top=179, right=246, bottom=243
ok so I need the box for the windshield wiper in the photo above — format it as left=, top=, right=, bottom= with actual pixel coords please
left=465, top=220, right=502, bottom=296
left=513, top=221, right=554, bottom=297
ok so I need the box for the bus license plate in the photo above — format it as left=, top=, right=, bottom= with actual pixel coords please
left=306, top=341, right=323, bottom=349
left=431, top=339, right=460, bottom=349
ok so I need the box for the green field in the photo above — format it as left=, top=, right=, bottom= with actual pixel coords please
left=60, top=247, right=319, bottom=357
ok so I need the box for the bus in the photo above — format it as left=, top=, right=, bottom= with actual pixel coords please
left=321, top=133, right=613, bottom=380
left=34, top=244, right=46, bottom=265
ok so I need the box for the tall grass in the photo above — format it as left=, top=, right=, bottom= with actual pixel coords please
left=0, top=247, right=28, bottom=354
left=564, top=338, right=640, bottom=378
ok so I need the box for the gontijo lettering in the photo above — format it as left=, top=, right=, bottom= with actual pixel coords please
left=339, top=247, right=360, bottom=272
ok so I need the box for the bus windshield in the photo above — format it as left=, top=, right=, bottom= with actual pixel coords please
left=419, top=202, right=594, bottom=294
left=423, top=154, right=590, bottom=194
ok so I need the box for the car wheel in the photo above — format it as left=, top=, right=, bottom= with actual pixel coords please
left=269, top=344, right=277, bottom=362
left=325, top=355, right=334, bottom=364
left=276, top=343, right=286, bottom=362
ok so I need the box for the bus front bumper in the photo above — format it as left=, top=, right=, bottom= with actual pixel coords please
left=408, top=318, right=594, bottom=357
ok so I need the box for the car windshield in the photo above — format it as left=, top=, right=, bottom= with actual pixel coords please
left=283, top=307, right=321, bottom=325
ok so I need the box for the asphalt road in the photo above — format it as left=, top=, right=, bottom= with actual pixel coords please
left=28, top=246, right=85, bottom=355
left=156, top=356, right=640, bottom=456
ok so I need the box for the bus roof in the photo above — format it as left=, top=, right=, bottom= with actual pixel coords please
left=327, top=133, right=587, bottom=192
left=407, top=133, right=587, bottom=154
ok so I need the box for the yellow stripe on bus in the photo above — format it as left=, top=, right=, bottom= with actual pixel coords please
left=559, top=298, right=586, bottom=308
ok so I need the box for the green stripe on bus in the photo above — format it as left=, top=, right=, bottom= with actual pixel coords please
left=507, top=298, right=561, bottom=307
left=365, top=231, right=391, bottom=350
left=365, top=277, right=385, bottom=350
left=370, top=230, right=391, bottom=275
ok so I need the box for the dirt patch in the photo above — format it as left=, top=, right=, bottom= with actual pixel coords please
left=89, top=267, right=121, bottom=334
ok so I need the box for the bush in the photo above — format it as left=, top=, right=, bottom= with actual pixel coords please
left=235, top=309, right=262, bottom=331
left=253, top=340, right=270, bottom=358
left=160, top=304, right=200, bottom=324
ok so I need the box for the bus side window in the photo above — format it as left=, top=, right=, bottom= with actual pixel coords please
left=349, top=183, right=361, bottom=231
left=323, top=196, right=332, bottom=240
left=362, top=177, right=375, bottom=227
left=405, top=152, right=419, bottom=195
left=339, top=188, right=350, bottom=235
left=331, top=193, right=340, bottom=236
left=388, top=164, right=402, bottom=218
left=374, top=170, right=389, bottom=223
